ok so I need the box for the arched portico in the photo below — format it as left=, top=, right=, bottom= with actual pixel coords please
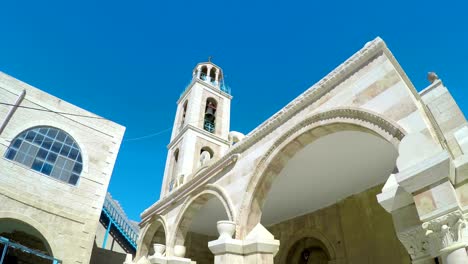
left=169, top=185, right=235, bottom=263
left=136, top=215, right=167, bottom=260
left=172, top=185, right=235, bottom=247
left=0, top=212, right=57, bottom=263
left=238, top=108, right=406, bottom=238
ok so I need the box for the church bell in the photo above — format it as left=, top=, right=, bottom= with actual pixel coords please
left=205, top=106, right=216, bottom=121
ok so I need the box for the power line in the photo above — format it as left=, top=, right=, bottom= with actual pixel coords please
left=123, top=127, right=173, bottom=142
left=0, top=102, right=106, bottom=120
left=1, top=81, right=229, bottom=143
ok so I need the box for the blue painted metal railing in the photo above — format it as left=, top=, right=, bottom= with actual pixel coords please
left=204, top=120, right=215, bottom=133
left=181, top=76, right=231, bottom=97
left=0, top=236, right=61, bottom=264
left=102, top=195, right=138, bottom=250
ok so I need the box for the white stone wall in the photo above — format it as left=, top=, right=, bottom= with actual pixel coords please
left=0, top=72, right=125, bottom=263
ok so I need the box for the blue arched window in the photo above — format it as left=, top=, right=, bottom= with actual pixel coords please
left=4, top=127, right=83, bottom=185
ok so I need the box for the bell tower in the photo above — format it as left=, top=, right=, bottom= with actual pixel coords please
left=161, top=61, right=232, bottom=197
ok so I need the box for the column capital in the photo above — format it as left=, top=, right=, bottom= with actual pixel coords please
left=397, top=225, right=432, bottom=261
left=422, top=210, right=467, bottom=257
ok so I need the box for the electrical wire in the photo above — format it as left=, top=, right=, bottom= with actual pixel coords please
left=0, top=80, right=229, bottom=143
left=0, top=102, right=106, bottom=120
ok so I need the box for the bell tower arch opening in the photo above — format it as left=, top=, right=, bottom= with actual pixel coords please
left=203, top=98, right=217, bottom=133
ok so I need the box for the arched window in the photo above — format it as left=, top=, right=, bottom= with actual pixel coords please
left=181, top=100, right=188, bottom=127
left=4, top=127, right=83, bottom=185
left=203, top=98, right=217, bottom=133
left=200, top=66, right=208, bottom=81
left=169, top=148, right=180, bottom=191
left=199, top=147, right=214, bottom=168
left=200, top=147, right=214, bottom=158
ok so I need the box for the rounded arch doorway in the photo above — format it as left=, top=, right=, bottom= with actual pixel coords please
left=287, top=237, right=330, bottom=264
left=0, top=218, right=54, bottom=264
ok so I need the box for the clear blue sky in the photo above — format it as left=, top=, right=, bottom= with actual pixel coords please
left=0, top=0, right=466, bottom=220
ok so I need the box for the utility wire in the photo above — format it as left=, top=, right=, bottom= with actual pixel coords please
left=0, top=102, right=106, bottom=120
left=1, top=81, right=228, bottom=143
left=123, top=127, right=173, bottom=142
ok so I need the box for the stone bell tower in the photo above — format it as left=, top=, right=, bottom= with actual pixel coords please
left=160, top=61, right=232, bottom=197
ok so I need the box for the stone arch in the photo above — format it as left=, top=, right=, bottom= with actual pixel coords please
left=170, top=184, right=235, bottom=248
left=280, top=229, right=337, bottom=263
left=136, top=215, right=167, bottom=259
left=238, top=107, right=406, bottom=238
left=0, top=211, right=58, bottom=257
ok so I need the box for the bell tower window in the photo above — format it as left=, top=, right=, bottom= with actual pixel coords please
left=200, top=66, right=208, bottom=81
left=204, top=98, right=217, bottom=133
left=180, top=100, right=188, bottom=129
left=169, top=148, right=179, bottom=191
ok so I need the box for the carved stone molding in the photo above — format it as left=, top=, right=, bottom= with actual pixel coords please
left=397, top=226, right=431, bottom=261
left=422, top=210, right=467, bottom=256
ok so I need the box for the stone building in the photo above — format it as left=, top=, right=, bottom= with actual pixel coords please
left=0, top=72, right=125, bottom=263
left=132, top=37, right=468, bottom=264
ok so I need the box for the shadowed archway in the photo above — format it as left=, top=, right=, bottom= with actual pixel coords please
left=0, top=218, right=54, bottom=264
left=239, top=108, right=406, bottom=238
left=171, top=186, right=234, bottom=264
left=136, top=215, right=167, bottom=259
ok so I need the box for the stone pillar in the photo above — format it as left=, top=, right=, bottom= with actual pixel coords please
left=209, top=221, right=279, bottom=264
left=196, top=66, right=201, bottom=79
left=378, top=132, right=468, bottom=264
left=206, top=66, right=213, bottom=82
left=209, top=220, right=244, bottom=264
left=441, top=248, right=468, bottom=264
left=412, top=259, right=436, bottom=264
left=242, top=223, right=279, bottom=264
left=215, top=69, right=220, bottom=85
left=423, top=211, right=468, bottom=264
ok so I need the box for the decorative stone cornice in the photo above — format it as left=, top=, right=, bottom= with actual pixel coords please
left=167, top=124, right=230, bottom=150
left=422, top=210, right=467, bottom=256
left=140, top=154, right=240, bottom=222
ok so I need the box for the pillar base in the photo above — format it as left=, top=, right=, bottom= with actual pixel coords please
left=208, top=224, right=279, bottom=264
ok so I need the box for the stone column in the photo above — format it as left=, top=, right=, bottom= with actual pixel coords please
left=209, top=220, right=244, bottom=264
left=378, top=132, right=468, bottom=264
left=206, top=66, right=213, bottom=82
left=242, top=223, right=279, bottom=264
left=412, top=259, right=436, bottom=264
left=209, top=221, right=279, bottom=264
left=196, top=66, right=202, bottom=79
left=215, top=69, right=220, bottom=85
left=423, top=211, right=468, bottom=264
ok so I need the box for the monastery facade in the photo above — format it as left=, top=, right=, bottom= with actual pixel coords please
left=131, top=38, right=468, bottom=264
